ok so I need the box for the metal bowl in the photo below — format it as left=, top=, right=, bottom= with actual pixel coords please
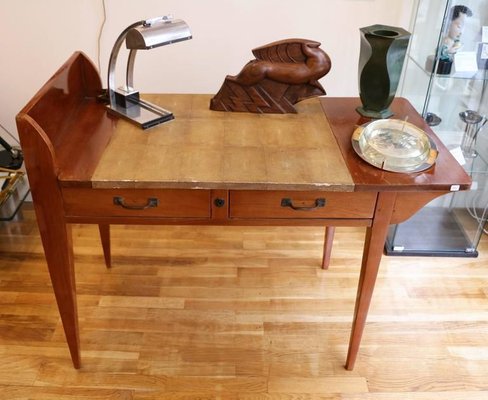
left=351, top=119, right=438, bottom=173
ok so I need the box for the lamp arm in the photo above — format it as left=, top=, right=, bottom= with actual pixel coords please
left=0, top=136, right=13, bottom=152
left=126, top=49, right=138, bottom=90
left=107, top=20, right=144, bottom=107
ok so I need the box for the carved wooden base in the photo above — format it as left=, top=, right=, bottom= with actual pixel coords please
left=210, top=78, right=325, bottom=113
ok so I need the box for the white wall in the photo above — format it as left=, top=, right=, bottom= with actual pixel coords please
left=0, top=0, right=415, bottom=143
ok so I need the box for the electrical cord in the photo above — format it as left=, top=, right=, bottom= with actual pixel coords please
left=0, top=122, right=21, bottom=146
left=97, top=0, right=107, bottom=73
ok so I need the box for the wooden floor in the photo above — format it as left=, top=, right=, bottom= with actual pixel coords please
left=1, top=203, right=487, bottom=399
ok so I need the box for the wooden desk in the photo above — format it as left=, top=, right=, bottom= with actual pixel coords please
left=16, top=52, right=471, bottom=370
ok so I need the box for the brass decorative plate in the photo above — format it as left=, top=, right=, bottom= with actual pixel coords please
left=351, top=119, right=438, bottom=173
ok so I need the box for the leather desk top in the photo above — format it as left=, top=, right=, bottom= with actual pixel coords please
left=91, top=94, right=354, bottom=191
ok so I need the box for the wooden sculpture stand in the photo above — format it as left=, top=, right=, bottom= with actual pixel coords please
left=16, top=52, right=470, bottom=370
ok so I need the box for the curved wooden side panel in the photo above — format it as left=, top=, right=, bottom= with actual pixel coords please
left=16, top=115, right=80, bottom=368
left=14, top=51, right=103, bottom=368
left=17, top=51, right=102, bottom=161
left=16, top=51, right=113, bottom=185
left=390, top=191, right=449, bottom=225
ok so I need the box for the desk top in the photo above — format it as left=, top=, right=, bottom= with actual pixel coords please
left=17, top=52, right=471, bottom=194
left=90, top=94, right=354, bottom=191
left=321, top=97, right=472, bottom=192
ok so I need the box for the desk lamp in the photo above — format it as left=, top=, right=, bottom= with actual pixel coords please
left=107, top=15, right=192, bottom=129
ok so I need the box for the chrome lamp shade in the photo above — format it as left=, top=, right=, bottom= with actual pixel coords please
left=107, top=16, right=192, bottom=129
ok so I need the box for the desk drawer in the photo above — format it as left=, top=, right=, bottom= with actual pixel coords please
left=62, top=188, right=210, bottom=218
left=230, top=191, right=377, bottom=219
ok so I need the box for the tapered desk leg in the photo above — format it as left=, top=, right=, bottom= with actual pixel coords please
left=98, top=224, right=111, bottom=268
left=35, top=211, right=81, bottom=368
left=321, top=226, right=335, bottom=269
left=345, top=192, right=396, bottom=370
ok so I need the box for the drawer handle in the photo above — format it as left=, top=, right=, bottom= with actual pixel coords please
left=280, top=197, right=326, bottom=211
left=214, top=198, right=226, bottom=208
left=113, top=196, right=159, bottom=210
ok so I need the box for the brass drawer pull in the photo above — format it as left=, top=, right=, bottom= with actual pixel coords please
left=113, top=196, right=159, bottom=210
left=280, top=197, right=326, bottom=211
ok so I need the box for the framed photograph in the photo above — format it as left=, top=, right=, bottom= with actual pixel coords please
left=477, top=42, right=488, bottom=69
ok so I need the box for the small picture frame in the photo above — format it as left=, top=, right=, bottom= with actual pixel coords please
left=482, top=26, right=488, bottom=43
left=477, top=42, right=488, bottom=69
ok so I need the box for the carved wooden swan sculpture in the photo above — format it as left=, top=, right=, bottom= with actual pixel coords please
left=210, top=39, right=331, bottom=113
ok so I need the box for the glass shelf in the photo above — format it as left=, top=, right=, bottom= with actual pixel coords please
left=408, top=55, right=488, bottom=80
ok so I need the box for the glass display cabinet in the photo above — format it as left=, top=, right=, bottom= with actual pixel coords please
left=385, top=0, right=488, bottom=256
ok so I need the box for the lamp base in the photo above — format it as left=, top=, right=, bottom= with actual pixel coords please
left=356, top=106, right=393, bottom=119
left=107, top=99, right=174, bottom=130
left=0, top=150, right=23, bottom=170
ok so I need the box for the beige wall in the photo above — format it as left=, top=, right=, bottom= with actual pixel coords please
left=0, top=0, right=415, bottom=141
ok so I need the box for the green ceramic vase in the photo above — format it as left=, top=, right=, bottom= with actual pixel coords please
left=356, top=24, right=411, bottom=119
